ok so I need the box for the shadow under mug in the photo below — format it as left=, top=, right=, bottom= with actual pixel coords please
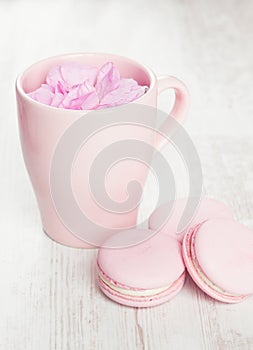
left=16, top=53, right=190, bottom=248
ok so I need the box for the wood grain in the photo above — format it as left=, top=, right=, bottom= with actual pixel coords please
left=0, top=0, right=252, bottom=349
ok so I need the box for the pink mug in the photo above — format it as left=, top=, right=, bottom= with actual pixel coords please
left=16, top=53, right=190, bottom=248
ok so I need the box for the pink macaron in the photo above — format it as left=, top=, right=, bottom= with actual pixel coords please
left=182, top=218, right=253, bottom=303
left=97, top=229, right=185, bottom=307
left=149, top=197, right=233, bottom=242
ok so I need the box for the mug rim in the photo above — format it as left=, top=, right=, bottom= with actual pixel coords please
left=16, top=52, right=156, bottom=113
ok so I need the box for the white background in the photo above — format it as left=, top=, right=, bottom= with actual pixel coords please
left=0, top=0, right=253, bottom=349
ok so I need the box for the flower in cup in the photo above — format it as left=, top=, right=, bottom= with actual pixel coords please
left=28, top=62, right=147, bottom=110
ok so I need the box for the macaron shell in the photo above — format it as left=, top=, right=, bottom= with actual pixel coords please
left=149, top=198, right=233, bottom=242
left=182, top=225, right=248, bottom=303
left=193, top=219, right=253, bottom=295
left=97, top=229, right=185, bottom=290
left=98, top=272, right=185, bottom=308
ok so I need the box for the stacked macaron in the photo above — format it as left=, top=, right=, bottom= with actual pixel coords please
left=97, top=197, right=253, bottom=307
left=182, top=219, right=253, bottom=303
left=148, top=197, right=234, bottom=242
left=97, top=229, right=185, bottom=307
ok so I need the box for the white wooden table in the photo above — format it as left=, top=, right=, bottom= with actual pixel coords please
left=0, top=1, right=252, bottom=349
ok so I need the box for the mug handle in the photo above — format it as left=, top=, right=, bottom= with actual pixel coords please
left=155, top=76, right=190, bottom=150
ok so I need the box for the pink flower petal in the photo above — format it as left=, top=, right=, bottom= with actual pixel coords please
left=100, top=78, right=147, bottom=107
left=55, top=82, right=68, bottom=95
left=28, top=85, right=54, bottom=105
left=46, top=62, right=98, bottom=93
left=80, top=92, right=99, bottom=110
left=60, top=62, right=98, bottom=89
left=95, top=62, right=120, bottom=100
left=41, top=83, right=54, bottom=92
left=46, top=66, right=64, bottom=89
left=62, top=82, right=99, bottom=110
left=51, top=92, right=64, bottom=107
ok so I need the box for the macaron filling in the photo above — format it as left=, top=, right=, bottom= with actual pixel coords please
left=97, top=263, right=185, bottom=300
left=188, top=225, right=247, bottom=299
